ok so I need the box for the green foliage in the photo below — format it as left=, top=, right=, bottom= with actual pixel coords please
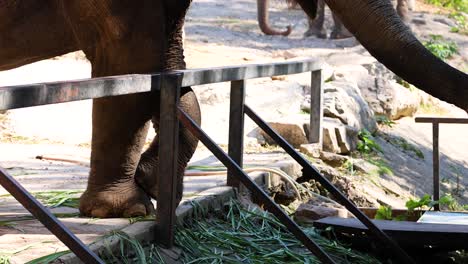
left=386, top=136, right=424, bottom=160
left=186, top=165, right=227, bottom=171
left=439, top=193, right=468, bottom=211
left=367, top=157, right=394, bottom=176
left=375, top=115, right=395, bottom=128
left=449, top=12, right=468, bottom=35
left=406, top=194, right=462, bottom=212
left=32, top=190, right=81, bottom=208
left=375, top=205, right=393, bottom=220
left=423, top=34, right=458, bottom=60
left=425, top=0, right=468, bottom=12
left=405, top=194, right=437, bottom=212
left=176, top=199, right=381, bottom=263
left=357, top=129, right=382, bottom=154
left=26, top=251, right=70, bottom=264
left=343, top=159, right=355, bottom=176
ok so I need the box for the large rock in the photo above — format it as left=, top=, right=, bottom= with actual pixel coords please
left=295, top=198, right=349, bottom=223
left=295, top=204, right=348, bottom=223
left=322, top=81, right=377, bottom=132
left=332, top=63, right=420, bottom=120
left=303, top=118, right=358, bottom=154
left=303, top=118, right=359, bottom=154
left=259, top=122, right=308, bottom=148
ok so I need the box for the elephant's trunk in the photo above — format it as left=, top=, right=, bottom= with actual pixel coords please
left=297, top=0, right=468, bottom=111
left=257, top=0, right=292, bottom=36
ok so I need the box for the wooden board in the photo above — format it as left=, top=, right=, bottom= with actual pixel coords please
left=313, top=217, right=468, bottom=250
left=418, top=211, right=468, bottom=225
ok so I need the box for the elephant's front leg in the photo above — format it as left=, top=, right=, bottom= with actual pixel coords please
left=135, top=87, right=201, bottom=205
left=304, top=0, right=327, bottom=38
left=79, top=94, right=154, bottom=218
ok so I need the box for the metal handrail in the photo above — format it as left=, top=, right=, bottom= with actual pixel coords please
left=0, top=59, right=413, bottom=263
left=415, top=117, right=468, bottom=211
left=0, top=59, right=323, bottom=111
left=0, top=59, right=324, bottom=263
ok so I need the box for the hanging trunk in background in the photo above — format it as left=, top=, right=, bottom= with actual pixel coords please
left=295, top=0, right=467, bottom=111
left=257, top=0, right=292, bottom=36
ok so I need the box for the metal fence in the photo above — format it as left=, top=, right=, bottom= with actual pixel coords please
left=415, top=117, right=468, bottom=211
left=0, top=59, right=414, bottom=263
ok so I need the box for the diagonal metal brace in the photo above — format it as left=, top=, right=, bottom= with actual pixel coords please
left=244, top=104, right=415, bottom=264
left=177, top=107, right=336, bottom=264
left=0, top=167, right=104, bottom=264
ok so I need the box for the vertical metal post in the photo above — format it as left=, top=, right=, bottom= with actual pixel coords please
left=432, top=122, right=440, bottom=211
left=309, top=70, right=323, bottom=145
left=156, top=73, right=182, bottom=247
left=227, top=80, right=246, bottom=188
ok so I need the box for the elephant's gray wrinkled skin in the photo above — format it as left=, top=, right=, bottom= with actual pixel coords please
left=1, top=0, right=467, bottom=218
left=257, top=0, right=410, bottom=39
left=304, top=0, right=410, bottom=39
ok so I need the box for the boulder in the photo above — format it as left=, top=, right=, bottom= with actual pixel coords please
left=319, top=151, right=349, bottom=167
left=332, top=62, right=420, bottom=120
left=259, top=122, right=308, bottom=148
left=359, top=62, right=419, bottom=119
left=295, top=201, right=348, bottom=223
left=320, top=118, right=359, bottom=154
left=322, top=81, right=377, bottom=132
left=299, top=143, right=321, bottom=158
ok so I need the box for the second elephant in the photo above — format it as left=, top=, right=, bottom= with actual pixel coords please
left=257, top=0, right=412, bottom=38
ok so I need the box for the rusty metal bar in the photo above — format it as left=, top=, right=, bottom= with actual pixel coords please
left=0, top=59, right=323, bottom=111
left=432, top=122, right=440, bottom=211
left=415, top=117, right=468, bottom=124
left=309, top=70, right=323, bottom=144
left=0, top=167, right=104, bottom=263
left=156, top=74, right=182, bottom=247
left=177, top=107, right=336, bottom=264
left=244, top=105, right=415, bottom=264
left=227, top=80, right=246, bottom=188
left=0, top=74, right=159, bottom=111
left=180, top=59, right=323, bottom=87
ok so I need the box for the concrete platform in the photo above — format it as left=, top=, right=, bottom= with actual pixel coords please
left=0, top=143, right=296, bottom=263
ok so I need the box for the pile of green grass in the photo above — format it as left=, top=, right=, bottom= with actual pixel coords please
left=175, top=200, right=381, bottom=264
left=28, top=199, right=382, bottom=263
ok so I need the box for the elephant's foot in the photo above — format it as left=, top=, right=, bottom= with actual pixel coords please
left=303, top=28, right=327, bottom=38
left=330, top=29, right=353, bottom=39
left=79, top=182, right=154, bottom=218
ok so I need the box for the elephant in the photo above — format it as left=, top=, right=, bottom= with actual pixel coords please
left=258, top=0, right=411, bottom=38
left=1, top=0, right=467, bottom=218
left=304, top=0, right=411, bottom=38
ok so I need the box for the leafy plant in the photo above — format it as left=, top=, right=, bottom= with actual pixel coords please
left=423, top=34, right=458, bottom=60
left=375, top=205, right=393, bottom=220
left=449, top=12, right=468, bottom=35
left=375, top=115, right=395, bottom=128
left=357, top=129, right=382, bottom=154
left=405, top=194, right=437, bottom=212
left=425, top=0, right=468, bottom=12
left=448, top=165, right=464, bottom=196
left=343, top=158, right=355, bottom=176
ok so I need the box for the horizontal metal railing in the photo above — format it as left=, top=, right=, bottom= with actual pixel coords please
left=0, top=59, right=322, bottom=111
left=0, top=59, right=414, bottom=263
